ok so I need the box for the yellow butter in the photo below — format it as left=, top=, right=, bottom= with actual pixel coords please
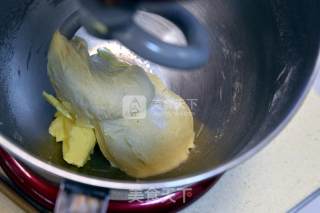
left=48, top=115, right=65, bottom=142
left=43, top=91, right=73, bottom=120
left=62, top=122, right=96, bottom=167
left=44, top=91, right=96, bottom=167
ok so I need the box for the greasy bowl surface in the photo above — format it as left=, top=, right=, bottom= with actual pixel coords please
left=0, top=0, right=319, bottom=189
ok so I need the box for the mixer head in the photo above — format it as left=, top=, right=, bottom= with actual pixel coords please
left=60, top=0, right=210, bottom=70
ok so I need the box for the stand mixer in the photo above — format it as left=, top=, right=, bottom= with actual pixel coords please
left=0, top=0, right=319, bottom=212
left=61, top=0, right=210, bottom=70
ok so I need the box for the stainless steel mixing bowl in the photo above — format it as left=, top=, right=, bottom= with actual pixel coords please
left=0, top=0, right=319, bottom=191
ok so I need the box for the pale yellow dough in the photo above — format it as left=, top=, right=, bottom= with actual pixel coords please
left=46, top=32, right=195, bottom=178
left=48, top=32, right=155, bottom=121
left=96, top=73, right=195, bottom=178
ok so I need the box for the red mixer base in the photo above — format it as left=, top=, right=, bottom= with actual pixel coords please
left=0, top=148, right=220, bottom=212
